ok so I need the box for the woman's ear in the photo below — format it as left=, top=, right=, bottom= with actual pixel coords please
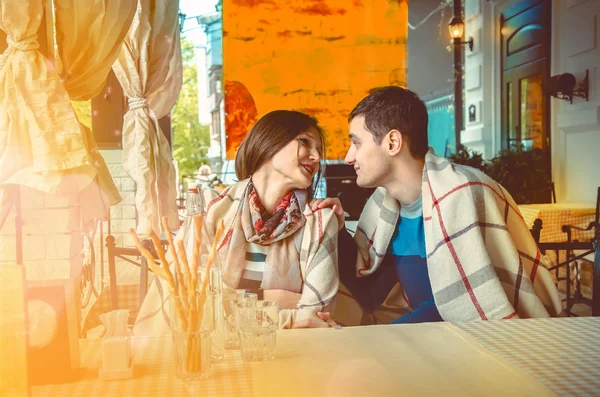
left=387, top=129, right=403, bottom=156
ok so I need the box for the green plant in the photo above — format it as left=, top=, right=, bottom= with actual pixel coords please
left=448, top=147, right=487, bottom=173
left=449, top=145, right=552, bottom=204
left=172, top=37, right=211, bottom=178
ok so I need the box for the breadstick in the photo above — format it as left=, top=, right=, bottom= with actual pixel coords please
left=130, top=230, right=175, bottom=287
left=177, top=239, right=196, bottom=311
left=149, top=230, right=177, bottom=289
left=148, top=230, right=190, bottom=321
left=161, top=217, right=189, bottom=313
left=185, top=220, right=224, bottom=370
left=206, top=220, right=224, bottom=270
left=191, top=214, right=204, bottom=291
left=129, top=229, right=187, bottom=331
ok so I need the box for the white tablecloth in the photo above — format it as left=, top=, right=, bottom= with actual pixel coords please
left=457, top=317, right=600, bottom=397
left=32, top=317, right=600, bottom=397
left=253, top=323, right=556, bottom=397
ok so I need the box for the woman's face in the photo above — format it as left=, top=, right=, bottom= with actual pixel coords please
left=270, top=127, right=322, bottom=190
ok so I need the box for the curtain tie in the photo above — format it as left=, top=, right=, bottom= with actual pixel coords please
left=128, top=97, right=148, bottom=111
left=7, top=34, right=39, bottom=52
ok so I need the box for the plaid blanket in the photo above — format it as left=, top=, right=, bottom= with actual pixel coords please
left=134, top=178, right=339, bottom=334
left=343, top=151, right=563, bottom=323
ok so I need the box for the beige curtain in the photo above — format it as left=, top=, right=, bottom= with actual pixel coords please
left=112, top=0, right=182, bottom=236
left=0, top=0, right=95, bottom=196
left=0, top=0, right=136, bottom=225
left=147, top=28, right=182, bottom=120
left=53, top=0, right=137, bottom=223
left=54, top=0, right=136, bottom=101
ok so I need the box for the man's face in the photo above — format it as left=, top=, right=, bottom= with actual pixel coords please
left=345, top=116, right=391, bottom=188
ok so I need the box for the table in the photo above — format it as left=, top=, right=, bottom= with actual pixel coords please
left=32, top=337, right=252, bottom=397
left=457, top=317, right=599, bottom=397
left=518, top=203, right=596, bottom=243
left=33, top=317, right=599, bottom=397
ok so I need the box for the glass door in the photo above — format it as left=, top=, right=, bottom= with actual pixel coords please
left=500, top=0, right=550, bottom=153
left=519, top=74, right=544, bottom=150
left=503, top=59, right=548, bottom=152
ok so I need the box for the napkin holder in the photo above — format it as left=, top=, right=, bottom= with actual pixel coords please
left=98, top=310, right=133, bottom=380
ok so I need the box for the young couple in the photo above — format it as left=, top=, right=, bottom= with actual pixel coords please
left=135, top=86, right=563, bottom=335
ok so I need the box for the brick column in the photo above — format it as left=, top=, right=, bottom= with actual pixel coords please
left=100, top=149, right=137, bottom=248
left=97, top=149, right=140, bottom=287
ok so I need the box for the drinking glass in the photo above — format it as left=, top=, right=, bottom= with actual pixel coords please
left=237, top=300, right=279, bottom=361
left=223, top=291, right=257, bottom=349
left=169, top=295, right=212, bottom=380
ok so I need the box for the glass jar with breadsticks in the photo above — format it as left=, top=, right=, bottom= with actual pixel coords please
left=129, top=215, right=225, bottom=380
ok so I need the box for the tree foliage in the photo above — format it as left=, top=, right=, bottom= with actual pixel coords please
left=172, top=37, right=210, bottom=179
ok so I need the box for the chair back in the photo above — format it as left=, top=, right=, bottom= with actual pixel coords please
left=531, top=186, right=600, bottom=316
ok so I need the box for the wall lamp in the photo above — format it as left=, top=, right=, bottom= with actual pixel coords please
left=448, top=17, right=473, bottom=51
left=544, top=69, right=589, bottom=104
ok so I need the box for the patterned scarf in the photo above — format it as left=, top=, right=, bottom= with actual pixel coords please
left=243, top=180, right=305, bottom=244
left=133, top=178, right=340, bottom=334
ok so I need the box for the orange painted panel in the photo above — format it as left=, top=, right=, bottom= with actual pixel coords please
left=223, top=0, right=408, bottom=160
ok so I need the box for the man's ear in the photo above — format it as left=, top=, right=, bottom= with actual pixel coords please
left=386, top=129, right=403, bottom=156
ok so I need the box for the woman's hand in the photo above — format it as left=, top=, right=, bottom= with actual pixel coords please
left=310, top=198, right=345, bottom=230
left=263, top=289, right=301, bottom=309
left=317, top=311, right=341, bottom=329
left=292, top=314, right=330, bottom=328
left=291, top=312, right=341, bottom=329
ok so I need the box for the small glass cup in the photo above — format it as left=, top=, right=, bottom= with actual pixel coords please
left=223, top=291, right=257, bottom=349
left=237, top=300, right=279, bottom=361
left=169, top=295, right=212, bottom=380
left=234, top=297, right=257, bottom=335
left=256, top=300, right=279, bottom=328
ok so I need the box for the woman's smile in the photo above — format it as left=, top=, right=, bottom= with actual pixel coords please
left=300, top=163, right=314, bottom=176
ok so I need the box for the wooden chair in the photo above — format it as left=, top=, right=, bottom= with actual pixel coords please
left=105, top=234, right=168, bottom=310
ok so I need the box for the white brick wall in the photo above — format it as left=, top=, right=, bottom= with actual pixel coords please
left=0, top=150, right=138, bottom=283
left=0, top=185, right=82, bottom=280
left=0, top=233, right=17, bottom=262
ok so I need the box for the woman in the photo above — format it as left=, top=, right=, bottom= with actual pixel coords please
left=135, top=110, right=339, bottom=334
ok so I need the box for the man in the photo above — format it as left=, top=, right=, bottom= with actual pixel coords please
left=314, top=86, right=563, bottom=325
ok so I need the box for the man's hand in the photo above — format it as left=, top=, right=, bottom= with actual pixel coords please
left=263, top=289, right=301, bottom=309
left=310, top=197, right=345, bottom=230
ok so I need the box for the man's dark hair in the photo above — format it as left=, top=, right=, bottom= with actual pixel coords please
left=349, top=86, right=429, bottom=159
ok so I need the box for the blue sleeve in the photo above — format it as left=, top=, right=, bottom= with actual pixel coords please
left=391, top=296, right=443, bottom=324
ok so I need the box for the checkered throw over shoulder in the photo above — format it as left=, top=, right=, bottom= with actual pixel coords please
left=352, top=151, right=563, bottom=322
left=134, top=178, right=339, bottom=334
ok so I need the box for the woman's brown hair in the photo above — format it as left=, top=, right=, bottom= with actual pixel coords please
left=235, top=110, right=325, bottom=197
